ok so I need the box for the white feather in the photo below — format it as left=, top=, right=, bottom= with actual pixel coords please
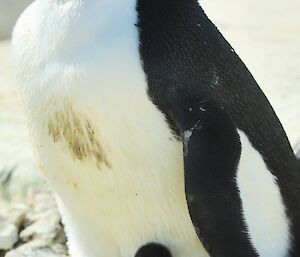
left=236, top=130, right=291, bottom=257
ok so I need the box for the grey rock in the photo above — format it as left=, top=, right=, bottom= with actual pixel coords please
left=31, top=193, right=57, bottom=213
left=0, top=222, right=18, bottom=250
left=6, top=204, right=29, bottom=229
left=5, top=240, right=68, bottom=257
left=0, top=187, right=68, bottom=256
left=20, top=211, right=61, bottom=243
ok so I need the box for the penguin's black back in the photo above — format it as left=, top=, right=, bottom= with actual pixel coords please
left=137, top=0, right=300, bottom=256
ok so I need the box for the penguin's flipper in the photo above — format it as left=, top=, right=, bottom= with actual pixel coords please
left=172, top=99, right=257, bottom=257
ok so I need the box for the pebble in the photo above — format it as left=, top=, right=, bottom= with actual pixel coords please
left=0, top=222, right=18, bottom=250
left=5, top=240, right=68, bottom=257
left=6, top=204, right=29, bottom=228
left=0, top=190, right=69, bottom=257
left=20, top=211, right=61, bottom=243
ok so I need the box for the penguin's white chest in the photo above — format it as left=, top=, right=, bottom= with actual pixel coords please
left=42, top=77, right=208, bottom=257
left=12, top=1, right=208, bottom=257
left=41, top=60, right=207, bottom=257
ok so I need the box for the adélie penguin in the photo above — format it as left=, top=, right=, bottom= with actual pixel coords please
left=12, top=0, right=300, bottom=256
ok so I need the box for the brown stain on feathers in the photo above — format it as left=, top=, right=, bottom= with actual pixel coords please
left=48, top=104, right=110, bottom=169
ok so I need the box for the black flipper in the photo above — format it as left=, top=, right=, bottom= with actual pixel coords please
left=171, top=98, right=257, bottom=257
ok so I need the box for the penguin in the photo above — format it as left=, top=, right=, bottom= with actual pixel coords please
left=135, top=243, right=172, bottom=257
left=11, top=0, right=300, bottom=257
left=295, top=141, right=300, bottom=161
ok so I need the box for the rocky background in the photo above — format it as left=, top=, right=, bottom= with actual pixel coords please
left=0, top=0, right=33, bottom=40
left=0, top=0, right=299, bottom=256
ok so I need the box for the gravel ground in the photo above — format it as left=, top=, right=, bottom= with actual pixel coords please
left=0, top=0, right=299, bottom=256
left=0, top=189, right=68, bottom=257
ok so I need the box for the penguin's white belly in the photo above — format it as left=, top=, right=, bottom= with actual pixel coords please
left=39, top=83, right=210, bottom=257
left=40, top=80, right=209, bottom=257
left=12, top=2, right=208, bottom=257
left=40, top=88, right=208, bottom=257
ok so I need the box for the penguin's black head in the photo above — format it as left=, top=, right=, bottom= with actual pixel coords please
left=135, top=243, right=172, bottom=257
